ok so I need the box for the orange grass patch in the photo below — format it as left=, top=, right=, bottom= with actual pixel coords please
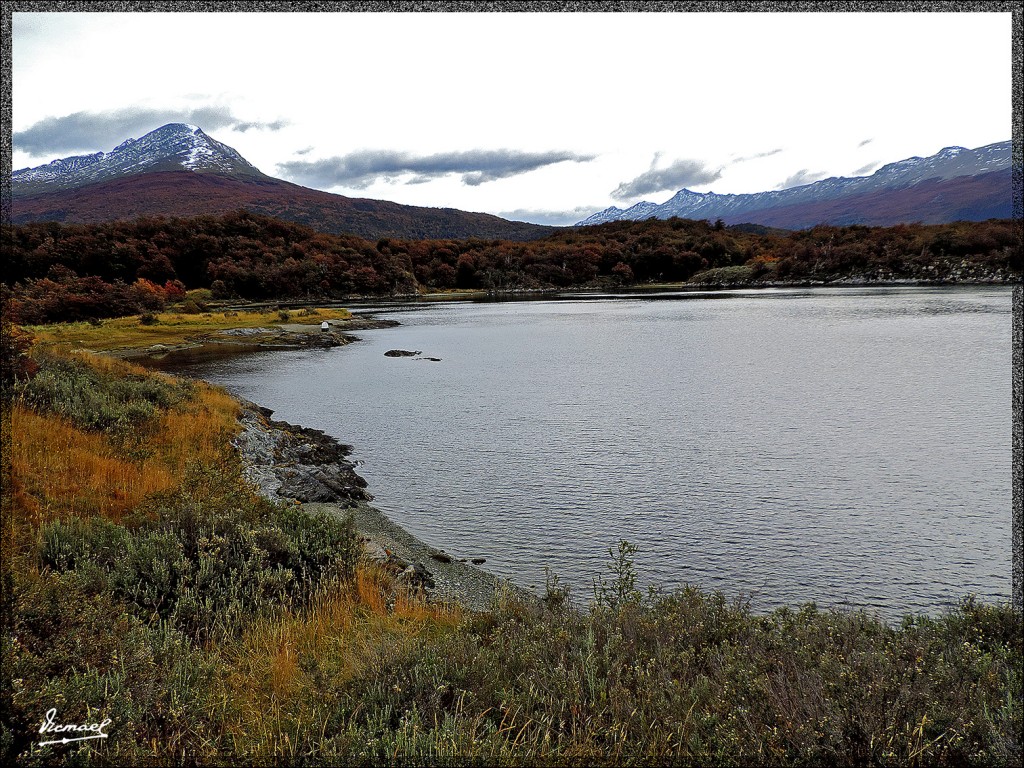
left=217, top=565, right=461, bottom=737
left=11, top=405, right=173, bottom=525
left=10, top=367, right=240, bottom=527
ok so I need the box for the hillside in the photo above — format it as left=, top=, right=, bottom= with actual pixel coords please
left=11, top=123, right=552, bottom=241
left=10, top=170, right=552, bottom=241
left=710, top=169, right=1013, bottom=230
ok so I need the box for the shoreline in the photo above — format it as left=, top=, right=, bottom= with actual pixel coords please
left=112, top=314, right=400, bottom=360
left=344, top=276, right=1017, bottom=304
left=230, top=395, right=530, bottom=611
left=120, top=313, right=530, bottom=612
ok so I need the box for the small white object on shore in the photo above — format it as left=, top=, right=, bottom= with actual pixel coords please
left=320, top=321, right=330, bottom=331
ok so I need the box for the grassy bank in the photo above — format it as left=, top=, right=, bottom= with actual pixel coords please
left=2, top=340, right=1020, bottom=766
left=24, top=305, right=353, bottom=354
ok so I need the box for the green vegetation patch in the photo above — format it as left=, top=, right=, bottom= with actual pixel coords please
left=324, top=568, right=1022, bottom=766
left=18, top=351, right=194, bottom=434
left=37, top=462, right=359, bottom=642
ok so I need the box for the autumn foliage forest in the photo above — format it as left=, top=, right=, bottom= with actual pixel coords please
left=3, top=211, right=1020, bottom=324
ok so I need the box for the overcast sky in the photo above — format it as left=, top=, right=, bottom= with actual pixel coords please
left=12, top=10, right=1013, bottom=226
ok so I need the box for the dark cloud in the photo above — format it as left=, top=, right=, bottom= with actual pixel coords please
left=777, top=169, right=830, bottom=189
left=276, top=149, right=596, bottom=189
left=734, top=148, right=783, bottom=162
left=859, top=138, right=874, bottom=147
left=14, top=107, right=288, bottom=155
left=496, top=206, right=605, bottom=227
left=612, top=158, right=722, bottom=201
left=853, top=161, right=880, bottom=175
left=233, top=119, right=288, bottom=132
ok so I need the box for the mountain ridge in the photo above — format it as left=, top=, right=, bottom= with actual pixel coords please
left=13, top=123, right=267, bottom=196
left=578, top=140, right=1013, bottom=228
left=12, top=123, right=552, bottom=241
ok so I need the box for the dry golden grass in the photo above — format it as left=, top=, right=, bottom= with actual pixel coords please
left=216, top=565, right=462, bottom=743
left=26, top=306, right=353, bottom=352
left=11, top=405, right=172, bottom=525
left=10, top=353, right=241, bottom=527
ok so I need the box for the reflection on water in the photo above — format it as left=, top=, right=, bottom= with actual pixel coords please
left=152, top=286, right=1012, bottom=621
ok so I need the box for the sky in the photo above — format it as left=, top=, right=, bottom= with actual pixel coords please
left=11, top=10, right=1014, bottom=226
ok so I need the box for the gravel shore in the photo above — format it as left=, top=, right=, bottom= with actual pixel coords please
left=231, top=390, right=532, bottom=613
left=306, top=501, right=529, bottom=612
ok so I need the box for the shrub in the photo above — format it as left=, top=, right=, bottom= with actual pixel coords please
left=38, top=462, right=359, bottom=641
left=185, top=288, right=213, bottom=303
left=1, top=303, right=38, bottom=398
left=20, top=352, right=192, bottom=434
left=4, top=569, right=220, bottom=764
left=177, top=298, right=205, bottom=314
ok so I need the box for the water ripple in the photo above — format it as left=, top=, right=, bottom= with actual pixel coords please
left=162, top=286, right=1012, bottom=623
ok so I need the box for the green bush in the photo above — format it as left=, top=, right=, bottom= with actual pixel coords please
left=185, top=288, right=213, bottom=303
left=177, top=298, right=205, bottom=314
left=39, top=463, right=359, bottom=641
left=327, top=545, right=1022, bottom=766
left=5, top=570, right=219, bottom=765
left=19, top=353, right=192, bottom=434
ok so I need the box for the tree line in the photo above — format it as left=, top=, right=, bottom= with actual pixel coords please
left=3, top=211, right=1019, bottom=323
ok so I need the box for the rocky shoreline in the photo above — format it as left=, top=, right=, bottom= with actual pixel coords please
left=232, top=397, right=529, bottom=611
left=123, top=312, right=528, bottom=611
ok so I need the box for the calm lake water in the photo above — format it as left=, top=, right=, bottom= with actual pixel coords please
left=153, top=286, right=1013, bottom=621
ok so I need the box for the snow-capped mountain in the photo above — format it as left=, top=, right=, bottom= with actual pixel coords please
left=10, top=124, right=551, bottom=241
left=13, top=123, right=266, bottom=197
left=580, top=200, right=668, bottom=226
left=577, top=140, right=1013, bottom=227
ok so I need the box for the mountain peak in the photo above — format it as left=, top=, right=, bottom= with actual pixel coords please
left=576, top=140, right=1012, bottom=228
left=13, top=123, right=266, bottom=197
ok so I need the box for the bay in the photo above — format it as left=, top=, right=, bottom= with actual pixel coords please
left=154, top=286, right=1013, bottom=621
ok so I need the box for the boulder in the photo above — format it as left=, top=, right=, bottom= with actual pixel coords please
left=395, top=562, right=436, bottom=590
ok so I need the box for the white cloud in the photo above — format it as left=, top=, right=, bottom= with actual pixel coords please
left=12, top=11, right=1012, bottom=224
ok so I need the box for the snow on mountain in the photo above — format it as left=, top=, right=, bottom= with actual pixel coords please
left=577, top=200, right=662, bottom=226
left=577, top=206, right=629, bottom=226
left=620, top=201, right=661, bottom=221
left=13, top=123, right=265, bottom=196
left=576, top=140, right=1013, bottom=226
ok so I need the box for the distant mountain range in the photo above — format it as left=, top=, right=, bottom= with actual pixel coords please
left=577, top=141, right=1013, bottom=229
left=11, top=125, right=1014, bottom=239
left=11, top=124, right=552, bottom=241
